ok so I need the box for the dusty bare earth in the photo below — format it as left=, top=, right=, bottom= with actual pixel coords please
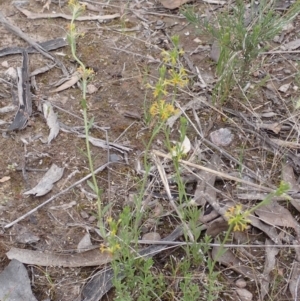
left=1, top=0, right=300, bottom=301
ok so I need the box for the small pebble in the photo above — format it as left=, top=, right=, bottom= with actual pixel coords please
left=1, top=61, right=8, bottom=68
left=142, top=232, right=161, bottom=241
left=235, top=278, right=247, bottom=288
left=282, top=22, right=294, bottom=32
left=80, top=210, right=89, bottom=219
left=4, top=67, right=17, bottom=81
left=193, top=38, right=201, bottom=43
left=209, top=128, right=234, bottom=146
left=87, top=84, right=98, bottom=94
left=109, top=154, right=121, bottom=163
left=88, top=215, right=96, bottom=223
left=236, top=288, right=253, bottom=301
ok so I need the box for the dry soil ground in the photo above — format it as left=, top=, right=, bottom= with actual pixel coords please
left=1, top=1, right=300, bottom=301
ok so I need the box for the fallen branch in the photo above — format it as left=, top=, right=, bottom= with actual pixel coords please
left=17, top=7, right=120, bottom=21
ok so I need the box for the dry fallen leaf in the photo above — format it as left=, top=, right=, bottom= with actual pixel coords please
left=270, top=138, right=300, bottom=149
left=43, top=101, right=60, bottom=144
left=258, top=122, right=281, bottom=134
left=158, top=0, right=191, bottom=9
left=289, top=261, right=300, bottom=299
left=17, top=6, right=120, bottom=21
left=260, top=240, right=279, bottom=300
left=248, top=215, right=282, bottom=244
left=77, top=233, right=93, bottom=252
left=282, top=39, right=300, bottom=51
left=282, top=163, right=299, bottom=191
left=211, top=244, right=260, bottom=280
left=0, top=176, right=10, bottom=183
left=278, top=83, right=290, bottom=93
left=170, top=135, right=191, bottom=156
left=6, top=247, right=112, bottom=267
left=51, top=72, right=81, bottom=93
left=24, top=164, right=64, bottom=196
left=255, top=201, right=300, bottom=231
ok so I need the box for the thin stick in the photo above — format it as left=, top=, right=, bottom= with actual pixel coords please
left=137, top=240, right=300, bottom=248
left=260, top=50, right=300, bottom=55
left=113, top=121, right=137, bottom=143
left=152, top=154, right=195, bottom=241
left=4, top=162, right=110, bottom=229
left=295, top=274, right=300, bottom=301
left=52, top=103, right=109, bottom=131
left=152, top=150, right=274, bottom=193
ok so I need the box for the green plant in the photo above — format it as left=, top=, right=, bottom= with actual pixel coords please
left=180, top=273, right=201, bottom=301
left=182, top=0, right=300, bottom=103
left=66, top=9, right=293, bottom=298
left=182, top=206, right=205, bottom=265
left=204, top=181, right=290, bottom=300
left=33, top=266, right=56, bottom=298
left=104, top=36, right=195, bottom=300
left=105, top=206, right=167, bottom=301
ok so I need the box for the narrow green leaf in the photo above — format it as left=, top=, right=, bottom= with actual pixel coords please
left=88, top=116, right=95, bottom=131
left=87, top=179, right=95, bottom=192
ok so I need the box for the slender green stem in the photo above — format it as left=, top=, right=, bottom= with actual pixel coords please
left=143, top=122, right=164, bottom=168
left=68, top=5, right=105, bottom=238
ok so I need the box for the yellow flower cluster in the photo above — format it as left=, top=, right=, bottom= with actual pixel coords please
left=224, top=204, right=250, bottom=232
left=68, top=0, right=85, bottom=9
left=99, top=216, right=122, bottom=255
left=147, top=37, right=189, bottom=123
left=77, top=66, right=94, bottom=80
left=100, top=243, right=121, bottom=255
left=149, top=100, right=178, bottom=121
left=68, top=0, right=86, bottom=18
left=166, top=68, right=188, bottom=88
left=161, top=48, right=185, bottom=66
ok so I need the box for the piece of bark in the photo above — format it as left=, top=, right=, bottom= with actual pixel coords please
left=0, top=37, right=67, bottom=57
left=0, top=12, right=68, bottom=76
left=8, top=50, right=32, bottom=131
